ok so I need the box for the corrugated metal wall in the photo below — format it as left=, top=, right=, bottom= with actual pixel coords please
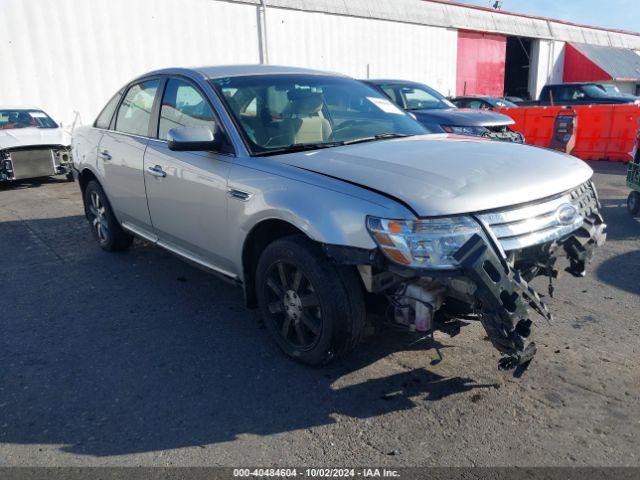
left=265, top=8, right=458, bottom=95
left=1, top=0, right=638, bottom=128
left=0, top=0, right=457, bottom=127
left=0, top=0, right=260, bottom=127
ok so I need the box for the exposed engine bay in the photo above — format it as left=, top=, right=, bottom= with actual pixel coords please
left=340, top=187, right=607, bottom=372
left=0, top=146, right=72, bottom=182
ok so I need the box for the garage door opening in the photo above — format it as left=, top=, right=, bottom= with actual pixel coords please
left=504, top=36, right=532, bottom=99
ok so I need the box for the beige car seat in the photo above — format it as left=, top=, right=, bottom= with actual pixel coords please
left=281, top=91, right=332, bottom=144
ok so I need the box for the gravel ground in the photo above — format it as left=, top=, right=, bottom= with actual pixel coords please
left=0, top=161, right=638, bottom=467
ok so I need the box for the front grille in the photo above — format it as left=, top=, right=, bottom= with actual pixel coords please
left=476, top=181, right=599, bottom=252
left=483, top=125, right=524, bottom=143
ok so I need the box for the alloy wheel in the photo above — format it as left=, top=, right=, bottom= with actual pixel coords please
left=88, top=190, right=109, bottom=243
left=264, top=261, right=322, bottom=350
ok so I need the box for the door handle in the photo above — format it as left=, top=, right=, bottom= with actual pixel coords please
left=99, top=150, right=112, bottom=161
left=146, top=165, right=166, bottom=178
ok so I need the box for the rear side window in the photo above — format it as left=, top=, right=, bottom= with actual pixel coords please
left=158, top=78, right=217, bottom=140
left=94, top=90, right=122, bottom=129
left=115, top=79, right=159, bottom=136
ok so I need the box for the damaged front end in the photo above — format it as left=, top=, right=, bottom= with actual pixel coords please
left=347, top=181, right=606, bottom=371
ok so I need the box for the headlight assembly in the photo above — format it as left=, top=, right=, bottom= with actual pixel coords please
left=441, top=125, right=489, bottom=137
left=366, top=216, right=483, bottom=269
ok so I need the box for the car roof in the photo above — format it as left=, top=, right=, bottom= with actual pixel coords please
left=452, top=96, right=496, bottom=100
left=141, top=64, right=346, bottom=81
left=364, top=79, right=425, bottom=85
left=0, top=105, right=44, bottom=110
left=545, top=82, right=603, bottom=87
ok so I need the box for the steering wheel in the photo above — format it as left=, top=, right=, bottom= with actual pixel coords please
left=330, top=120, right=376, bottom=141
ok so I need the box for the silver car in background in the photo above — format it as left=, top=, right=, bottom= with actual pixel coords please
left=72, top=65, right=606, bottom=371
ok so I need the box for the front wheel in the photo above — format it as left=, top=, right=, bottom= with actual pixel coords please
left=256, top=236, right=366, bottom=366
left=627, top=191, right=640, bottom=215
left=84, top=180, right=133, bottom=251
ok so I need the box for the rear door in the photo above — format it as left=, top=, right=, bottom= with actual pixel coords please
left=99, top=78, right=160, bottom=240
left=143, top=76, right=235, bottom=274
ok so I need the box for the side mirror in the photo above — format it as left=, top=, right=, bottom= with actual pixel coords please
left=167, top=126, right=219, bottom=151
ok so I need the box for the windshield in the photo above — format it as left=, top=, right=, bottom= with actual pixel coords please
left=0, top=109, right=58, bottom=130
left=582, top=84, right=612, bottom=98
left=494, top=98, right=518, bottom=108
left=375, top=83, right=456, bottom=111
left=210, top=75, right=427, bottom=155
left=601, top=84, right=622, bottom=96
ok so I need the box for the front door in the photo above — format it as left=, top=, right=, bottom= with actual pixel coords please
left=144, top=77, right=234, bottom=274
left=99, top=78, right=160, bottom=239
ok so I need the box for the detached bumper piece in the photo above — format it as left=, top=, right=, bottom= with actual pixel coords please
left=454, top=234, right=552, bottom=370
left=561, top=212, right=606, bottom=277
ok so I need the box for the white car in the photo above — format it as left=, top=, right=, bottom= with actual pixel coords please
left=0, top=106, right=72, bottom=182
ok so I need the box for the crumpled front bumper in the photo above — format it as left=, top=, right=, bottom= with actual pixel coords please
left=452, top=210, right=606, bottom=369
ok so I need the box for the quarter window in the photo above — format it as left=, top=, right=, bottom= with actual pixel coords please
left=158, top=78, right=218, bottom=141
left=115, top=79, right=159, bottom=136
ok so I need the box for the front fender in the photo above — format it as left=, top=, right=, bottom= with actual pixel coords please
left=226, top=159, right=414, bottom=278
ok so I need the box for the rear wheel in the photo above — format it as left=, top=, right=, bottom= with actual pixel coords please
left=627, top=191, right=640, bottom=215
left=84, top=180, right=133, bottom=251
left=256, top=235, right=365, bottom=365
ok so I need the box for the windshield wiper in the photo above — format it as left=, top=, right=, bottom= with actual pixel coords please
left=342, top=133, right=413, bottom=145
left=253, top=141, right=346, bottom=157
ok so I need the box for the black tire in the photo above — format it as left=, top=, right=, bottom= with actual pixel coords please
left=84, top=180, right=133, bottom=251
left=627, top=191, right=640, bottom=216
left=256, top=235, right=366, bottom=366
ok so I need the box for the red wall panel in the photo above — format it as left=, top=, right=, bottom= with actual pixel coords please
left=563, top=44, right=611, bottom=82
left=456, top=30, right=507, bottom=97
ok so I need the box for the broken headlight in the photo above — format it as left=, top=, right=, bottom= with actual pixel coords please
left=441, top=125, right=489, bottom=137
left=366, top=216, right=483, bottom=269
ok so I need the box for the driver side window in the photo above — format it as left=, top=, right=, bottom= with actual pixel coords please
left=158, top=78, right=218, bottom=141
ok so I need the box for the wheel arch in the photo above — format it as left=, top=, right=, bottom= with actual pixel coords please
left=77, top=168, right=101, bottom=216
left=78, top=168, right=99, bottom=197
left=241, top=218, right=310, bottom=308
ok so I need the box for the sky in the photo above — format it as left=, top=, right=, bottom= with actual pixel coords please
left=451, top=0, right=640, bottom=33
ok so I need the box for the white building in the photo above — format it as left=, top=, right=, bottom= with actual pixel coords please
left=1, top=0, right=639, bottom=127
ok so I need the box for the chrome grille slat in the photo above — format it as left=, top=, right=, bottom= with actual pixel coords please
left=477, top=181, right=597, bottom=251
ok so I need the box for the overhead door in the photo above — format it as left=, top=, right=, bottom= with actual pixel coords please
left=456, top=30, right=507, bottom=97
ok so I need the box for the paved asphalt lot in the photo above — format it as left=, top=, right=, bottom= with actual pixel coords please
left=0, top=161, right=638, bottom=467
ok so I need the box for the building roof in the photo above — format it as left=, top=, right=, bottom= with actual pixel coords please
left=569, top=43, right=640, bottom=81
left=234, top=0, right=640, bottom=49
left=428, top=0, right=640, bottom=39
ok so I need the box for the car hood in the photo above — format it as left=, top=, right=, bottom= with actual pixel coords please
left=277, top=134, right=593, bottom=217
left=412, top=108, right=514, bottom=127
left=0, top=127, right=68, bottom=150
